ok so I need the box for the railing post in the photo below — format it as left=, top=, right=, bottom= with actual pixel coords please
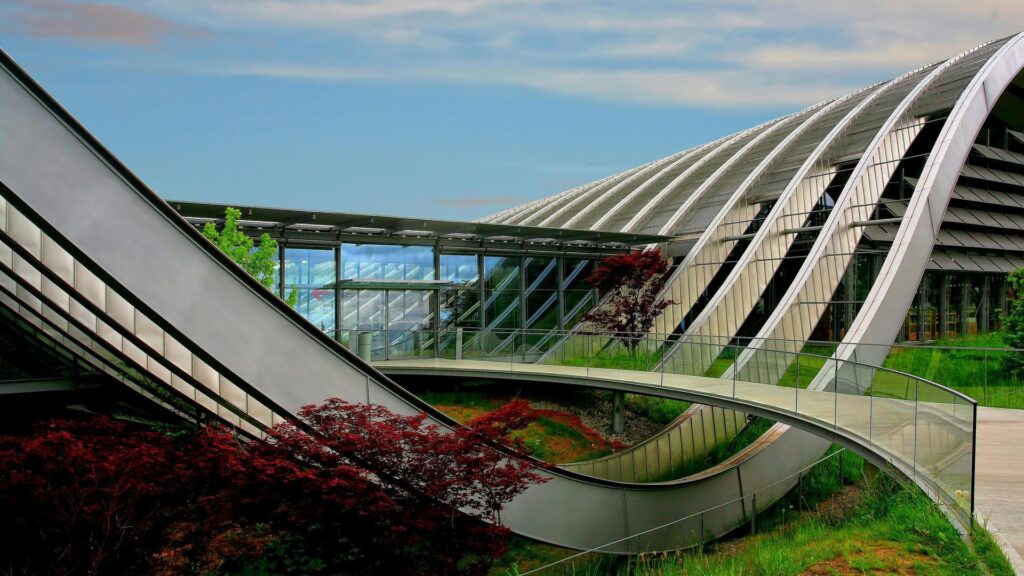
left=751, top=493, right=757, bottom=534
left=833, top=357, right=839, bottom=428
left=358, top=331, right=372, bottom=364
left=795, top=346, right=801, bottom=412
left=455, top=327, right=463, bottom=361
left=612, top=390, right=625, bottom=435
left=983, top=349, right=988, bottom=406
left=587, top=331, right=592, bottom=377
left=699, top=512, right=705, bottom=550
left=971, top=400, right=978, bottom=519
left=732, top=342, right=737, bottom=398
left=912, top=378, right=919, bottom=477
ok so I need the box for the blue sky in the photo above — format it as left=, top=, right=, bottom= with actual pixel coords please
left=2, top=1, right=1022, bottom=220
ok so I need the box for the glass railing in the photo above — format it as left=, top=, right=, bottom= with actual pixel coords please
left=357, top=326, right=982, bottom=526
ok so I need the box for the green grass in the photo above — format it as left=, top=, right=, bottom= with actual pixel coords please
left=970, top=521, right=1017, bottom=576
left=501, top=450, right=1012, bottom=576
left=513, top=416, right=615, bottom=462
left=417, top=390, right=506, bottom=411
left=880, top=333, right=1024, bottom=408
left=560, top=348, right=662, bottom=371
left=623, top=394, right=690, bottom=425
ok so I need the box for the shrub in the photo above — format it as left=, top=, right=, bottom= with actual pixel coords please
left=0, top=399, right=543, bottom=576
left=583, top=248, right=674, bottom=352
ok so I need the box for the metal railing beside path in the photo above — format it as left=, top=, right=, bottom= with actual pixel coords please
left=362, top=327, right=983, bottom=528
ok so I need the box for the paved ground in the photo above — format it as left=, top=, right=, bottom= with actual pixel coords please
left=975, top=407, right=1024, bottom=574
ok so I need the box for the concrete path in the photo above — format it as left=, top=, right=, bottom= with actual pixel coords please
left=975, top=407, right=1024, bottom=574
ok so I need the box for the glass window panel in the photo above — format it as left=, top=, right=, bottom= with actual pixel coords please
left=340, top=289, right=385, bottom=331
left=41, top=235, right=74, bottom=284
left=485, top=288, right=521, bottom=331
left=269, top=245, right=281, bottom=295
left=284, top=247, right=335, bottom=288
left=526, top=257, right=557, bottom=291
left=439, top=288, right=480, bottom=328
left=74, top=262, right=105, bottom=309
left=294, top=288, right=336, bottom=333
left=484, top=256, right=519, bottom=290
left=483, top=256, right=521, bottom=338
left=342, top=243, right=434, bottom=281
left=387, top=290, right=433, bottom=332
left=7, top=206, right=41, bottom=258
left=440, top=254, right=478, bottom=284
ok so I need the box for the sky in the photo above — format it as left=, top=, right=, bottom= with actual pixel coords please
left=2, top=1, right=1023, bottom=221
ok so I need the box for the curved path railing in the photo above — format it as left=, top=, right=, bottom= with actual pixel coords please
left=375, top=328, right=976, bottom=525
left=0, top=49, right=976, bottom=554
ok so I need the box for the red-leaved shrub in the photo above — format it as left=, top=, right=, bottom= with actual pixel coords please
left=0, top=398, right=543, bottom=576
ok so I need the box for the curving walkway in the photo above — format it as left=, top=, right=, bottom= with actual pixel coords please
left=376, top=358, right=975, bottom=518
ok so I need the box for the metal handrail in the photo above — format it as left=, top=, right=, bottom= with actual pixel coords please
left=362, top=327, right=980, bottom=405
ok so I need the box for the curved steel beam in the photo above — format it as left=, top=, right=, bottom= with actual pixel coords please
left=619, top=120, right=784, bottom=234
left=833, top=33, right=1024, bottom=369
left=729, top=41, right=996, bottom=384
left=666, top=63, right=934, bottom=375
left=563, top=144, right=727, bottom=230
left=649, top=90, right=870, bottom=336
left=536, top=155, right=689, bottom=228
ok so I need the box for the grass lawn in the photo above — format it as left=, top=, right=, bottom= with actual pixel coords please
left=622, top=394, right=690, bottom=425
left=498, top=448, right=1013, bottom=576
left=881, top=334, right=1024, bottom=409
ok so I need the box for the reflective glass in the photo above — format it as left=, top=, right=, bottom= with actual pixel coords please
left=439, top=288, right=479, bottom=328
left=440, top=254, right=478, bottom=284
left=294, top=288, right=335, bottom=332
left=340, top=289, right=385, bottom=330
left=484, top=256, right=521, bottom=341
left=342, top=243, right=434, bottom=281
left=284, top=247, right=335, bottom=288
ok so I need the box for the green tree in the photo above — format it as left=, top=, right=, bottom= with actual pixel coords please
left=203, top=207, right=297, bottom=306
left=1001, top=268, right=1024, bottom=376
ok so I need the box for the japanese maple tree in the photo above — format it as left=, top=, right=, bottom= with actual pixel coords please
left=584, top=248, right=674, bottom=352
left=0, top=399, right=543, bottom=576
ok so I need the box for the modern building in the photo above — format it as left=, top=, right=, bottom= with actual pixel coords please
left=171, top=201, right=665, bottom=359
left=174, top=34, right=1024, bottom=368
left=2, top=32, right=1024, bottom=555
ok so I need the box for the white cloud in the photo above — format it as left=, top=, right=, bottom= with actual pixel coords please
left=109, top=1, right=1024, bottom=107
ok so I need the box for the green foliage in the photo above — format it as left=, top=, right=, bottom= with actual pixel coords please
left=880, top=333, right=1024, bottom=408
left=500, top=454, right=1000, bottom=576
left=1001, top=268, right=1024, bottom=377
left=971, top=521, right=1017, bottom=576
left=286, top=285, right=299, bottom=308
left=203, top=207, right=279, bottom=291
left=624, top=395, right=690, bottom=425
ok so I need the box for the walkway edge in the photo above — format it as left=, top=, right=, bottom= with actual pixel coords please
left=980, top=516, right=1024, bottom=576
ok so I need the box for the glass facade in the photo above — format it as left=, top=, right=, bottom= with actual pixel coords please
left=283, top=247, right=335, bottom=333
left=900, top=271, right=1002, bottom=342
left=268, top=241, right=596, bottom=358
left=341, top=243, right=434, bottom=280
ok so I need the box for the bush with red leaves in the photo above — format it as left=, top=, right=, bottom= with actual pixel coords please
left=0, top=398, right=543, bottom=576
left=584, top=248, right=674, bottom=350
